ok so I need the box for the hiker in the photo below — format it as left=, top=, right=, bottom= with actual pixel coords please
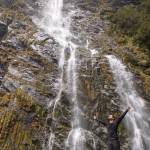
left=93, top=106, right=131, bottom=150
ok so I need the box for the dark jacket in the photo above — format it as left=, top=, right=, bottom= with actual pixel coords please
left=96, top=110, right=128, bottom=139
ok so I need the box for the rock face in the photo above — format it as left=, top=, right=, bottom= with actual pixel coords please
left=0, top=21, right=8, bottom=40
left=0, top=0, right=149, bottom=150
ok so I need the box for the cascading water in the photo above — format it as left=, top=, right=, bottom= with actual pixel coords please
left=86, top=40, right=99, bottom=72
left=33, top=0, right=96, bottom=149
left=106, top=55, right=150, bottom=150
left=90, top=49, right=98, bottom=69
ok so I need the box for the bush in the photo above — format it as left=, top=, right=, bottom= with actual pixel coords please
left=111, top=5, right=139, bottom=36
left=116, top=36, right=126, bottom=44
left=111, top=0, right=150, bottom=50
left=135, top=15, right=150, bottom=49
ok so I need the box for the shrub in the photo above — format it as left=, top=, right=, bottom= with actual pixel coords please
left=111, top=5, right=139, bottom=36
left=111, top=0, right=150, bottom=50
left=116, top=36, right=126, bottom=44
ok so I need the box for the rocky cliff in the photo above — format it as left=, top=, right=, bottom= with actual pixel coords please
left=0, top=0, right=149, bottom=150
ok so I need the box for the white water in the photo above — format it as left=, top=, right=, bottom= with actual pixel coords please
left=33, top=0, right=96, bottom=149
left=35, top=1, right=70, bottom=149
left=90, top=49, right=98, bottom=69
left=106, top=55, right=150, bottom=150
left=86, top=40, right=99, bottom=70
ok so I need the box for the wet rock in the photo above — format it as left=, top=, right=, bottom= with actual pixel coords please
left=20, top=85, right=52, bottom=108
left=61, top=92, right=70, bottom=106
left=8, top=66, right=22, bottom=78
left=0, top=62, right=9, bottom=84
left=77, top=3, right=97, bottom=12
left=22, top=69, right=35, bottom=82
left=46, top=117, right=53, bottom=126
left=122, top=47, right=130, bottom=52
left=72, top=14, right=84, bottom=20
left=24, top=115, right=33, bottom=127
left=99, top=10, right=106, bottom=15
left=25, top=0, right=41, bottom=9
left=0, top=62, right=8, bottom=72
left=18, top=56, right=40, bottom=68
left=2, top=36, right=26, bottom=50
left=87, top=21, right=101, bottom=34
left=11, top=21, right=26, bottom=30
left=31, top=138, right=40, bottom=146
left=0, top=21, right=8, bottom=39
left=31, top=44, right=59, bottom=63
left=2, top=76, right=20, bottom=92
left=1, top=0, right=14, bottom=5
left=34, top=32, right=56, bottom=43
left=0, top=45, right=4, bottom=50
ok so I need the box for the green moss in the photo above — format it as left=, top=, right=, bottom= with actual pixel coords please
left=116, top=36, right=127, bottom=44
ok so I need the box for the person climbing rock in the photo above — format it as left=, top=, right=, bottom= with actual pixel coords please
left=93, top=106, right=131, bottom=150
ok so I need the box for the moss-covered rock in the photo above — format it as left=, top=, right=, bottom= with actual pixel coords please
left=0, top=88, right=47, bottom=149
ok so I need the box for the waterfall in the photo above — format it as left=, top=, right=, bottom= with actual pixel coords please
left=32, top=0, right=96, bottom=149
left=106, top=55, right=150, bottom=150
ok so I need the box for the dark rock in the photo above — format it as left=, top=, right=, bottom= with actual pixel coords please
left=0, top=45, right=4, bottom=50
left=0, top=21, right=8, bottom=39
left=99, top=9, right=113, bottom=16
left=26, top=0, right=40, bottom=8
left=34, top=32, right=54, bottom=43
left=53, top=58, right=58, bottom=64
left=2, top=76, right=20, bottom=92
left=11, top=21, right=26, bottom=30
left=0, top=62, right=9, bottom=84
left=18, top=56, right=40, bottom=68
left=86, top=21, right=101, bottom=34
left=8, top=66, right=22, bottom=78
left=107, top=49, right=113, bottom=55
left=73, top=15, right=84, bottom=20
left=21, top=69, right=34, bottom=82
left=24, top=115, right=33, bottom=127
left=2, top=36, right=26, bottom=50
left=5, top=16, right=13, bottom=25
left=0, top=0, right=14, bottom=7
left=31, top=44, right=59, bottom=62
left=32, top=138, right=40, bottom=145
left=77, top=3, right=97, bottom=12
left=20, top=85, right=51, bottom=108
left=46, top=117, right=53, bottom=126
left=122, top=47, right=130, bottom=51
left=99, top=10, right=106, bottom=15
